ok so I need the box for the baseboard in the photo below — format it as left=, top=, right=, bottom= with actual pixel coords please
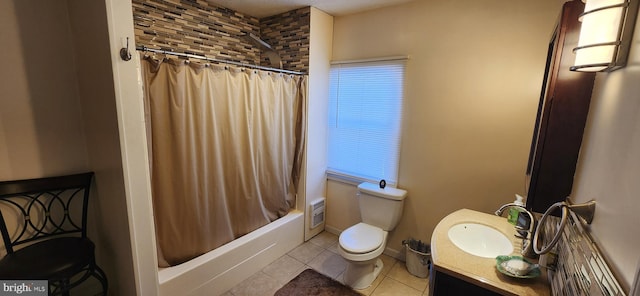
left=324, top=225, right=341, bottom=236
left=384, top=247, right=404, bottom=261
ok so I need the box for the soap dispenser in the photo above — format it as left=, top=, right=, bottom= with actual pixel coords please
left=508, top=194, right=525, bottom=225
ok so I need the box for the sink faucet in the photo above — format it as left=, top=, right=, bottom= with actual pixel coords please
left=495, top=203, right=536, bottom=258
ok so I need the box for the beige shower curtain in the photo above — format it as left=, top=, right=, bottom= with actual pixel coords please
left=141, top=56, right=307, bottom=267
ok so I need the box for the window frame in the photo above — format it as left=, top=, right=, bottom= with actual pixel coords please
left=326, top=57, right=408, bottom=186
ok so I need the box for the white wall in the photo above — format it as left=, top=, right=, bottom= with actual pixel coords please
left=304, top=8, right=333, bottom=240
left=104, top=0, right=160, bottom=294
left=571, top=13, right=640, bottom=289
left=328, top=0, right=563, bottom=254
left=67, top=0, right=140, bottom=294
left=0, top=1, right=143, bottom=294
left=0, top=0, right=89, bottom=179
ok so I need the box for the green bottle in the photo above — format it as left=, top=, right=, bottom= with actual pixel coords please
left=508, top=194, right=525, bottom=225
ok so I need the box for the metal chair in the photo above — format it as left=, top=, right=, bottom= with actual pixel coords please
left=0, top=172, right=108, bottom=295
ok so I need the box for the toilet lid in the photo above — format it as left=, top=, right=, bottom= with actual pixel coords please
left=339, top=223, right=384, bottom=254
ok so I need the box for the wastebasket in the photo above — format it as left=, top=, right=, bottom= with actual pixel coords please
left=403, top=238, right=431, bottom=278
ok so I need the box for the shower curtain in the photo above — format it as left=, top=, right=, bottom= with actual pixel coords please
left=140, top=56, right=307, bottom=267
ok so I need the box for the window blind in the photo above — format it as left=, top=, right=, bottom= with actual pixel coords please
left=327, top=59, right=406, bottom=184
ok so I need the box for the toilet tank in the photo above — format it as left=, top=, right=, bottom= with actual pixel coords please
left=357, top=182, right=408, bottom=231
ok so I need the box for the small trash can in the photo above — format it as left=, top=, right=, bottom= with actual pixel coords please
left=403, top=238, right=431, bottom=278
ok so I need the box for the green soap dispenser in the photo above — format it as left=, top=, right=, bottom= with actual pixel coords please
left=507, top=194, right=525, bottom=225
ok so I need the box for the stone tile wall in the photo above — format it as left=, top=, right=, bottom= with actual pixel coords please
left=132, top=0, right=309, bottom=72
left=542, top=215, right=626, bottom=295
left=260, top=7, right=310, bottom=72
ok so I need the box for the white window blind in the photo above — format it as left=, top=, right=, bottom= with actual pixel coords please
left=327, top=59, right=406, bottom=184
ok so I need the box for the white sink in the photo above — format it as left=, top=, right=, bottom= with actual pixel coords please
left=447, top=223, right=513, bottom=258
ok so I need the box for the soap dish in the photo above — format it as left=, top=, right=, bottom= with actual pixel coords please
left=495, top=255, right=541, bottom=278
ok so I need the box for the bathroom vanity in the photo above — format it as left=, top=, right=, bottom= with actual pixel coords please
left=429, top=209, right=549, bottom=296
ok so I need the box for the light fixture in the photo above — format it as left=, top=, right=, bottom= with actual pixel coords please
left=571, top=0, right=639, bottom=72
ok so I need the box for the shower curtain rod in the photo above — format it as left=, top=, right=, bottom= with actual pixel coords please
left=136, top=45, right=305, bottom=75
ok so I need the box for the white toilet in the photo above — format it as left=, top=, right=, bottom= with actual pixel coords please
left=338, top=182, right=407, bottom=289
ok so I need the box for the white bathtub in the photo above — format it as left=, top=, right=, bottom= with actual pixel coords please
left=158, top=210, right=304, bottom=296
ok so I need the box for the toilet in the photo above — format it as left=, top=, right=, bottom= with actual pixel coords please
left=338, top=182, right=407, bottom=289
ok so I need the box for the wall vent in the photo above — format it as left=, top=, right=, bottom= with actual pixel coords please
left=310, top=198, right=325, bottom=229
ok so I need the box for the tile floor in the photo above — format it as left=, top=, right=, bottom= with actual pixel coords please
left=222, top=231, right=430, bottom=296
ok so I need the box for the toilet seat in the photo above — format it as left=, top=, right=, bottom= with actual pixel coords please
left=339, top=223, right=384, bottom=254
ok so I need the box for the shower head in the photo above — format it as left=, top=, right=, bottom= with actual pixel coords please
left=243, top=33, right=273, bottom=50
left=241, top=33, right=282, bottom=69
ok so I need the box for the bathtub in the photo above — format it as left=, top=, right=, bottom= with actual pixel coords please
left=158, top=210, right=304, bottom=296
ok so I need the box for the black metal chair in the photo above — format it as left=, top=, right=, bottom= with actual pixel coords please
left=0, top=172, right=108, bottom=295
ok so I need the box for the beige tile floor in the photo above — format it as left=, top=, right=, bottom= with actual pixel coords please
left=222, top=231, right=430, bottom=296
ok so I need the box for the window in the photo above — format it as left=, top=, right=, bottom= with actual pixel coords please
left=327, top=59, right=406, bottom=185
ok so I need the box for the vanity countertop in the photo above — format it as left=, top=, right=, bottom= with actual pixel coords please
left=431, top=208, right=550, bottom=296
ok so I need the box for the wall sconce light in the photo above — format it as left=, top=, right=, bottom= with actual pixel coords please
left=571, top=0, right=639, bottom=72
